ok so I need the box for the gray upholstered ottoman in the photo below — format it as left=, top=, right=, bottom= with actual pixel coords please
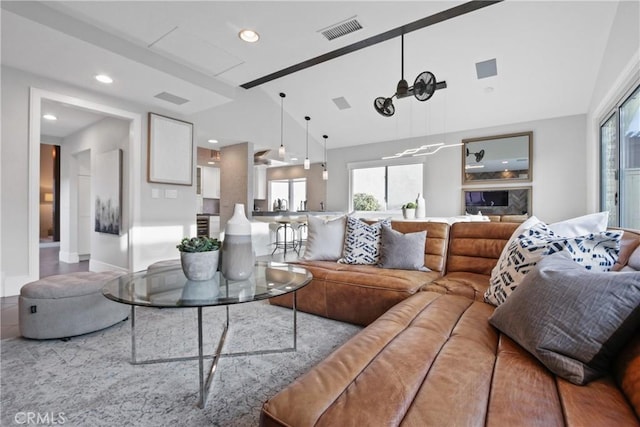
left=19, top=271, right=129, bottom=339
left=147, top=259, right=181, bottom=271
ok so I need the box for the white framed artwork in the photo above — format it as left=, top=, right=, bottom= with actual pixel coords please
left=148, top=112, right=193, bottom=185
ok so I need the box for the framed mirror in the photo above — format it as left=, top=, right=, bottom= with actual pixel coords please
left=463, top=186, right=532, bottom=217
left=462, top=131, right=532, bottom=184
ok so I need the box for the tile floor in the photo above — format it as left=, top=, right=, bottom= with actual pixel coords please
left=1, top=245, right=301, bottom=340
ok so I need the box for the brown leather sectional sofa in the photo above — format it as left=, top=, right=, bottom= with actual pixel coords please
left=262, top=221, right=640, bottom=426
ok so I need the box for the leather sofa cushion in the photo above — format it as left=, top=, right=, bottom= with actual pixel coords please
left=390, top=221, right=449, bottom=273
left=272, top=261, right=440, bottom=326
left=615, top=333, right=640, bottom=419
left=261, top=292, right=640, bottom=426
left=615, top=229, right=640, bottom=271
left=446, top=222, right=518, bottom=276
left=423, top=271, right=490, bottom=301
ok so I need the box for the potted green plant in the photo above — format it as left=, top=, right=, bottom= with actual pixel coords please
left=177, top=236, right=221, bottom=281
left=402, top=202, right=417, bottom=219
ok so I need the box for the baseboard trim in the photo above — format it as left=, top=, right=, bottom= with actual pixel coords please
left=59, top=251, right=80, bottom=263
left=89, top=259, right=128, bottom=273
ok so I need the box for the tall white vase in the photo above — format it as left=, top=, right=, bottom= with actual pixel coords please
left=221, top=204, right=255, bottom=281
left=416, top=193, right=426, bottom=218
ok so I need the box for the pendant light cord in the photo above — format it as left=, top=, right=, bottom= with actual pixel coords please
left=323, top=135, right=328, bottom=165
left=280, top=93, right=285, bottom=147
left=305, top=116, right=310, bottom=158
left=401, top=33, right=404, bottom=81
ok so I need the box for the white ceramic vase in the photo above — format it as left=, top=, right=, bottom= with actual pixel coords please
left=416, top=193, right=426, bottom=218
left=221, top=203, right=255, bottom=281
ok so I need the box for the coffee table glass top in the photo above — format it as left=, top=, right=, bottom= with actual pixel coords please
left=102, top=261, right=311, bottom=308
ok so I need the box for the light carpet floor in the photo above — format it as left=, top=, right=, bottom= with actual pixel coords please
left=1, top=301, right=362, bottom=426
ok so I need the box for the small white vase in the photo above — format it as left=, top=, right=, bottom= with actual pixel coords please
left=221, top=204, right=255, bottom=281
left=416, top=193, right=426, bottom=218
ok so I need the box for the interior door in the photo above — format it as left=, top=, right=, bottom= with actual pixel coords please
left=78, top=174, right=91, bottom=257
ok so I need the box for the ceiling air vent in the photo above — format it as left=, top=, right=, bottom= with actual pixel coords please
left=319, top=16, right=362, bottom=41
left=154, top=91, right=190, bottom=105
left=475, top=58, right=497, bottom=79
left=332, top=96, right=351, bottom=110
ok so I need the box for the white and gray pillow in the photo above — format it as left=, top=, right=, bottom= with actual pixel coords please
left=378, top=225, right=430, bottom=271
left=339, top=217, right=390, bottom=265
left=490, top=212, right=609, bottom=280
left=485, top=222, right=622, bottom=306
left=489, top=251, right=640, bottom=385
left=301, top=215, right=346, bottom=261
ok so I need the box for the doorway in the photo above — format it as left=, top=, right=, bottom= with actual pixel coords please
left=26, top=88, right=142, bottom=288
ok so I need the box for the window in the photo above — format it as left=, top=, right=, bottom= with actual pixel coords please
left=269, top=178, right=306, bottom=211
left=600, top=84, right=640, bottom=229
left=350, top=162, right=423, bottom=211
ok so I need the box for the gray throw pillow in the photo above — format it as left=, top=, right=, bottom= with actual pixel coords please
left=378, top=225, right=430, bottom=271
left=489, top=251, right=640, bottom=385
left=301, top=215, right=346, bottom=261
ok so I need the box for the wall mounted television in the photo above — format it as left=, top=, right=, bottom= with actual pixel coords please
left=465, top=190, right=509, bottom=207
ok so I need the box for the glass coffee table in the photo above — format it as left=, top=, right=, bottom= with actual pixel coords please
left=102, top=261, right=311, bottom=408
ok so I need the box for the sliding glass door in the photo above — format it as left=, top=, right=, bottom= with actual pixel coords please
left=600, top=85, right=640, bottom=229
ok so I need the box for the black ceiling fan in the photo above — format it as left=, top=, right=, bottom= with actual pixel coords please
left=374, top=34, right=447, bottom=117
left=466, top=148, right=485, bottom=162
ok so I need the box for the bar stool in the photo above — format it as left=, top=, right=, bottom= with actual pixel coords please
left=290, top=220, right=308, bottom=255
left=270, top=219, right=296, bottom=255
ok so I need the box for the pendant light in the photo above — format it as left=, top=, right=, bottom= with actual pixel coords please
left=278, top=92, right=286, bottom=158
left=322, top=134, right=328, bottom=180
left=303, top=116, right=311, bottom=169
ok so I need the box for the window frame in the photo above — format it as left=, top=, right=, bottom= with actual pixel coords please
left=347, top=157, right=425, bottom=213
left=599, top=82, right=640, bottom=228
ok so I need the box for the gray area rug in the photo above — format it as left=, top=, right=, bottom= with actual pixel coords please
left=1, top=301, right=361, bottom=426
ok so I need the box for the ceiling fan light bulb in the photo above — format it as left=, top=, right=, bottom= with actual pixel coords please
left=303, top=158, right=310, bottom=170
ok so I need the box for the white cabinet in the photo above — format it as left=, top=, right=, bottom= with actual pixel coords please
left=201, top=166, right=220, bottom=199
left=209, top=216, right=221, bottom=239
left=254, top=165, right=267, bottom=200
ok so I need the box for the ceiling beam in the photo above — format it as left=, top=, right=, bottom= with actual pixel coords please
left=241, top=0, right=503, bottom=89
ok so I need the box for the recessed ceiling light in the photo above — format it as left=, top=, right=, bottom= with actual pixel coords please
left=95, top=74, right=113, bottom=84
left=239, top=29, right=260, bottom=43
left=291, top=157, right=298, bottom=161
left=43, top=114, right=57, bottom=121
left=501, top=160, right=509, bottom=164
left=208, top=139, right=218, bottom=144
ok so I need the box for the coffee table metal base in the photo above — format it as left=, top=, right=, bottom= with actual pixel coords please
left=129, top=293, right=297, bottom=408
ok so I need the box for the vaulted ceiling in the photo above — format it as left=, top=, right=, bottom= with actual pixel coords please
left=1, top=1, right=620, bottom=160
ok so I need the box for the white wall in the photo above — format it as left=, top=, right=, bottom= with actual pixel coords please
left=1, top=66, right=197, bottom=296
left=586, top=0, right=640, bottom=212
left=61, top=117, right=130, bottom=270
left=327, top=114, right=587, bottom=224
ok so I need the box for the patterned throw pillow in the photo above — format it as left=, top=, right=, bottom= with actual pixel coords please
left=339, top=217, right=391, bottom=265
left=484, top=222, right=622, bottom=306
